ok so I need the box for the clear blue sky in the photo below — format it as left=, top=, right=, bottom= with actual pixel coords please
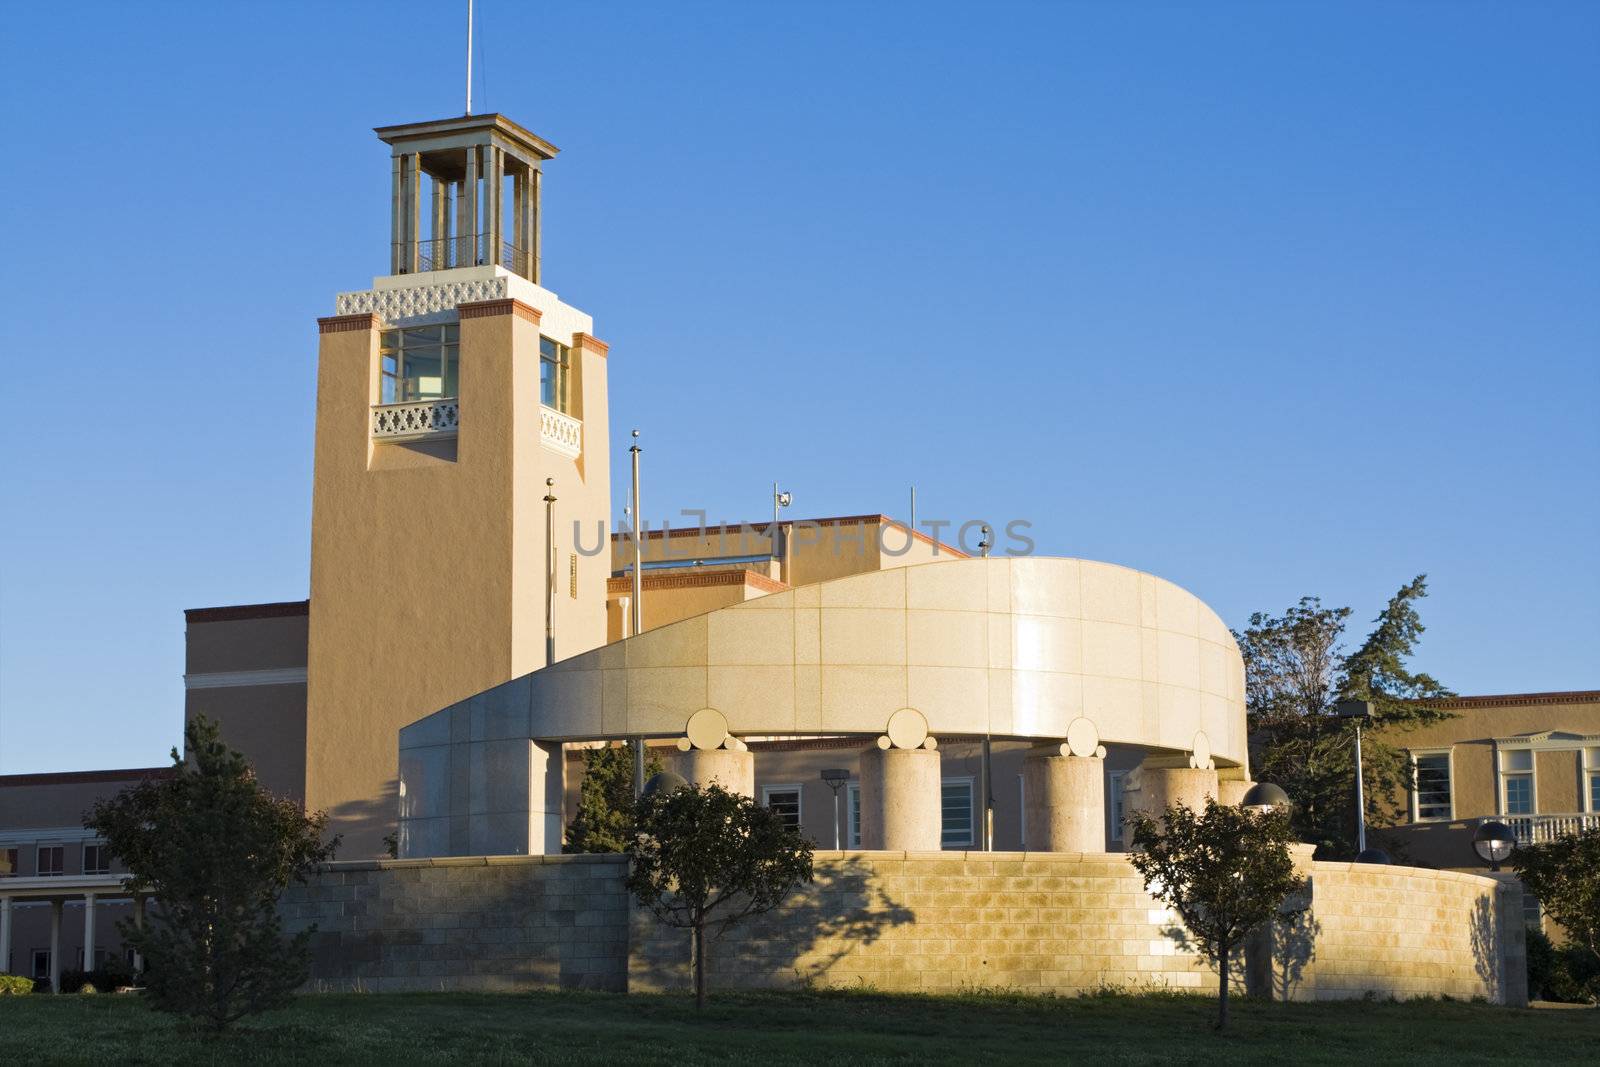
left=1, top=2, right=1596, bottom=774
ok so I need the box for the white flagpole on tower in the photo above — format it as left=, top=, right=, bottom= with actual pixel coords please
left=465, top=0, right=474, bottom=115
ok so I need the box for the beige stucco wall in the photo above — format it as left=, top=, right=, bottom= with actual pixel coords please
left=284, top=852, right=1523, bottom=1004
left=308, top=293, right=610, bottom=858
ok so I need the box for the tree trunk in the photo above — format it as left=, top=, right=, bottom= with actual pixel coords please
left=1217, top=942, right=1230, bottom=1030
left=693, top=919, right=706, bottom=1010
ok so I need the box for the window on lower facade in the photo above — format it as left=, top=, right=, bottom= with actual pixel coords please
left=83, top=843, right=109, bottom=875
left=0, top=847, right=16, bottom=876
left=1501, top=749, right=1535, bottom=815
left=847, top=783, right=861, bottom=848
left=941, top=778, right=975, bottom=848
left=33, top=949, right=50, bottom=980
left=1413, top=752, right=1453, bottom=821
left=1587, top=748, right=1600, bottom=814
left=763, top=785, right=802, bottom=831
left=1107, top=770, right=1127, bottom=843
left=540, top=336, right=570, bottom=413
left=1522, top=892, right=1542, bottom=933
left=380, top=324, right=459, bottom=404
left=37, top=845, right=64, bottom=877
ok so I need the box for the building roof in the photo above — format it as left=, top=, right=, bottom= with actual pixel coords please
left=610, top=513, right=969, bottom=558
left=606, top=570, right=788, bottom=596
left=184, top=599, right=309, bottom=624
left=1428, top=690, right=1600, bottom=710
left=0, top=766, right=173, bottom=789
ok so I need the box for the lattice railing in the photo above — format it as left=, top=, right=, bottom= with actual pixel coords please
left=540, top=406, right=581, bottom=458
left=372, top=399, right=460, bottom=440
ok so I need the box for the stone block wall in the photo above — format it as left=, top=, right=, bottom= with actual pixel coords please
left=631, top=852, right=1214, bottom=994
left=1302, top=862, right=1526, bottom=1005
left=284, top=851, right=1524, bottom=1004
left=280, top=854, right=630, bottom=992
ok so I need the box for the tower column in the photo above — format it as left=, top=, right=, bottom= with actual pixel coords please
left=858, top=745, right=941, bottom=851
left=390, top=155, right=404, bottom=274
left=485, top=146, right=504, bottom=268
left=463, top=147, right=480, bottom=264
left=404, top=153, right=422, bottom=273
left=530, top=166, right=542, bottom=283
left=1022, top=745, right=1106, bottom=852
left=430, top=176, right=450, bottom=271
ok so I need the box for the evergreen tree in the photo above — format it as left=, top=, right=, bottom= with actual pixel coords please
left=86, top=716, right=338, bottom=1029
left=1235, top=575, right=1453, bottom=857
left=564, top=742, right=662, bottom=853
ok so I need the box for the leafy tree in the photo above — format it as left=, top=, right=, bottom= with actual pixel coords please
left=85, top=716, right=338, bottom=1030
left=1129, top=800, right=1303, bottom=1030
left=1235, top=576, right=1453, bottom=857
left=564, top=742, right=663, bottom=853
left=1514, top=827, right=1600, bottom=1000
left=626, top=784, right=814, bottom=1008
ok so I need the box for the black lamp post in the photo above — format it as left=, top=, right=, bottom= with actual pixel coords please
left=1240, top=782, right=1290, bottom=812
left=642, top=770, right=688, bottom=799
left=1334, top=699, right=1374, bottom=853
left=1472, top=820, right=1517, bottom=872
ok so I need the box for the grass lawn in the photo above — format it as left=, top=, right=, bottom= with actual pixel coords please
left=2, top=988, right=1594, bottom=1065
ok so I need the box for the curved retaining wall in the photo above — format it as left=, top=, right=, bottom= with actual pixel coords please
left=281, top=852, right=1524, bottom=1004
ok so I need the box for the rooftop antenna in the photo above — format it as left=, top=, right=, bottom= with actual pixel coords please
left=465, top=0, right=474, bottom=115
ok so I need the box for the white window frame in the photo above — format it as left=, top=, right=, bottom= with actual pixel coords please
left=82, top=842, right=110, bottom=876
left=1584, top=748, right=1600, bottom=815
left=1409, top=749, right=1455, bottom=822
left=1107, top=770, right=1128, bottom=843
left=762, top=783, right=804, bottom=831
left=941, top=776, right=975, bottom=849
left=1496, top=747, right=1538, bottom=817
left=847, top=782, right=861, bottom=848
left=36, top=844, right=64, bottom=877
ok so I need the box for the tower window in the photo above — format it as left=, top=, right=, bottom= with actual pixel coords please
left=540, top=337, right=570, bottom=412
left=380, top=324, right=460, bottom=404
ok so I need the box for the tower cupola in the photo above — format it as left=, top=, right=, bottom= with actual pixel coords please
left=375, top=114, right=558, bottom=283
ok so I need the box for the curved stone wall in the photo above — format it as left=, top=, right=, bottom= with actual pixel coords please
left=287, top=852, right=1524, bottom=1005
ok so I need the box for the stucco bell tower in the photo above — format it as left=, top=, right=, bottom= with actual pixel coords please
left=306, top=114, right=611, bottom=857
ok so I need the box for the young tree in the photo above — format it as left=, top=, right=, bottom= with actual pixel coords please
left=1514, top=827, right=1600, bottom=992
left=1235, top=576, right=1453, bottom=856
left=626, top=784, right=814, bottom=1008
left=1129, top=800, right=1303, bottom=1030
left=564, top=743, right=663, bottom=853
left=86, top=716, right=339, bottom=1029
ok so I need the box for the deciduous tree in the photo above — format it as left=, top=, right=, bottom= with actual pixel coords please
left=1129, top=799, right=1303, bottom=1030
left=86, top=716, right=338, bottom=1029
left=626, top=784, right=813, bottom=1008
left=1514, top=827, right=1600, bottom=1000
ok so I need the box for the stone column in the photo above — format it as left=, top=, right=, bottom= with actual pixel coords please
left=82, top=892, right=96, bottom=972
left=485, top=146, right=504, bottom=267
left=858, top=746, right=942, bottom=851
left=431, top=176, right=450, bottom=270
left=1022, top=746, right=1106, bottom=852
left=530, top=166, right=542, bottom=282
left=390, top=154, right=404, bottom=274
left=672, top=748, right=755, bottom=797
left=1217, top=778, right=1253, bottom=807
left=49, top=899, right=62, bottom=993
left=463, top=147, right=480, bottom=264
left=0, top=896, right=11, bottom=975
left=405, top=154, right=422, bottom=273
left=1131, top=765, right=1219, bottom=822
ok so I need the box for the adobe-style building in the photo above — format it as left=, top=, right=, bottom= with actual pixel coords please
left=0, top=107, right=1547, bottom=1003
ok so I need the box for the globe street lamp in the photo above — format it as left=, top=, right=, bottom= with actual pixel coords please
left=1473, top=820, right=1517, bottom=872
left=1240, top=782, right=1290, bottom=812
left=820, top=769, right=850, bottom=849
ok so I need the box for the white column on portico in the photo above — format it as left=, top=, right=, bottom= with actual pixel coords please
left=0, top=896, right=12, bottom=974
left=49, top=899, right=62, bottom=993
left=82, top=892, right=96, bottom=971
left=133, top=895, right=146, bottom=975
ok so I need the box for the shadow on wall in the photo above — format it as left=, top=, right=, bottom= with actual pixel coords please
left=632, top=855, right=916, bottom=992
left=321, top=781, right=399, bottom=860
left=1160, top=891, right=1319, bottom=1001
left=1271, top=901, right=1320, bottom=1001
left=1470, top=894, right=1499, bottom=1003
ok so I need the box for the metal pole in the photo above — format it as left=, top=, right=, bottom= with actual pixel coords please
left=630, top=430, right=644, bottom=797
left=979, top=738, right=992, bottom=851
left=544, top=478, right=556, bottom=668
left=833, top=790, right=841, bottom=850
left=1354, top=722, right=1367, bottom=853
left=465, top=0, right=474, bottom=115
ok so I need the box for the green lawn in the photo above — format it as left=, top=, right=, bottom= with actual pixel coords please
left=2, top=989, right=1593, bottom=1065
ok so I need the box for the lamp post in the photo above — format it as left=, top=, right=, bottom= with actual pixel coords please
left=820, top=769, right=850, bottom=849
left=543, top=477, right=556, bottom=668
left=1473, top=820, right=1517, bottom=872
left=630, top=430, right=644, bottom=797
left=1335, top=699, right=1374, bottom=853
left=1240, top=782, right=1290, bottom=812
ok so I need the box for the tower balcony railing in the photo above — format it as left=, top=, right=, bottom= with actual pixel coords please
left=540, top=405, right=582, bottom=459
left=1491, top=812, right=1600, bottom=846
left=372, top=398, right=460, bottom=440
left=398, top=235, right=539, bottom=280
